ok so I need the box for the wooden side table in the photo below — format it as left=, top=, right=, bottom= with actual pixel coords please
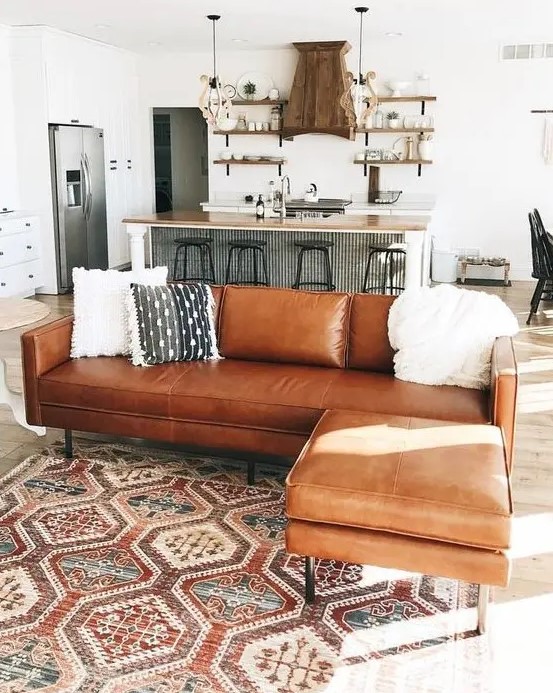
left=460, top=259, right=510, bottom=287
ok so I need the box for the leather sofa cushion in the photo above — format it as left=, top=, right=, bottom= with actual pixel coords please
left=286, top=409, right=512, bottom=550
left=218, top=286, right=350, bottom=368
left=39, top=357, right=193, bottom=417
left=170, top=359, right=340, bottom=434
left=323, top=370, right=490, bottom=424
left=348, top=293, right=395, bottom=372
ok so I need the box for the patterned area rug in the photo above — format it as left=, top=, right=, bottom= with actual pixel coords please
left=0, top=443, right=492, bottom=692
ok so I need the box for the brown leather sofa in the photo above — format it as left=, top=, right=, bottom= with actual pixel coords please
left=22, top=285, right=517, bottom=476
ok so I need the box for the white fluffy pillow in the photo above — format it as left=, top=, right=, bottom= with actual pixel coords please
left=71, top=267, right=168, bottom=358
left=388, top=285, right=518, bottom=390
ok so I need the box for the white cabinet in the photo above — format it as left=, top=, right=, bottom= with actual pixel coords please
left=99, top=52, right=140, bottom=268
left=0, top=215, right=43, bottom=297
left=0, top=28, right=18, bottom=213
left=44, top=32, right=100, bottom=126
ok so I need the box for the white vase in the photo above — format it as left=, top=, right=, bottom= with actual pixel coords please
left=418, top=140, right=433, bottom=160
left=388, top=119, right=401, bottom=129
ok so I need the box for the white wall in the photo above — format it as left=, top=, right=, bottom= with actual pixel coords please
left=138, top=32, right=553, bottom=279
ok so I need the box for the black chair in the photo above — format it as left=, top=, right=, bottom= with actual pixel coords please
left=173, top=238, right=216, bottom=283
left=527, top=210, right=553, bottom=324
left=224, top=239, right=270, bottom=286
left=292, top=239, right=335, bottom=291
left=362, top=244, right=406, bottom=295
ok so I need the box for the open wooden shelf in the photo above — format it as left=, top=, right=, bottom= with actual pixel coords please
left=230, top=99, right=288, bottom=106
left=214, top=158, right=286, bottom=177
left=354, top=159, right=432, bottom=165
left=376, top=95, right=437, bottom=103
left=213, top=130, right=283, bottom=136
left=356, top=128, right=434, bottom=134
left=213, top=159, right=286, bottom=165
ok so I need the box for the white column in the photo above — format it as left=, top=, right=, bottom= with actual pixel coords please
left=404, top=231, right=426, bottom=289
left=127, top=225, right=147, bottom=272
left=0, top=358, right=45, bottom=436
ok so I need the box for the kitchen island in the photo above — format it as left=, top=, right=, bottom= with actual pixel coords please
left=124, top=211, right=430, bottom=291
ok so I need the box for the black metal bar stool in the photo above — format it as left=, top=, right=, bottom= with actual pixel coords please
left=362, top=244, right=406, bottom=295
left=292, top=239, right=335, bottom=291
left=173, top=237, right=216, bottom=283
left=224, top=239, right=270, bottom=286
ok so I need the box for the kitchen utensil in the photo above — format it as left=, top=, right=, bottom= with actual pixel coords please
left=220, top=150, right=233, bottom=160
left=386, top=80, right=411, bottom=97
left=268, top=87, right=280, bottom=100
left=245, top=155, right=261, bottom=161
left=233, top=153, right=244, bottom=160
left=236, top=72, right=274, bottom=101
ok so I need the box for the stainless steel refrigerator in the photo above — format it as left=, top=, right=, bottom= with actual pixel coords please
left=49, top=125, right=108, bottom=293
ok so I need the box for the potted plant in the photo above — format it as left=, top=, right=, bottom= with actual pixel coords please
left=243, top=80, right=257, bottom=101
left=386, top=111, right=402, bottom=129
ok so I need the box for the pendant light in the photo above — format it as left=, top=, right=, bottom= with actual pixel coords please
left=342, top=7, right=378, bottom=129
left=198, top=14, right=231, bottom=126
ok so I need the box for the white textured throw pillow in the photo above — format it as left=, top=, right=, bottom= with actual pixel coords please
left=388, top=284, right=518, bottom=390
left=71, top=267, right=168, bottom=358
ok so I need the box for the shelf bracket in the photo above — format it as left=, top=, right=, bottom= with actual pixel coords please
left=226, top=164, right=230, bottom=177
left=364, top=163, right=368, bottom=177
left=278, top=163, right=282, bottom=177
left=421, top=101, right=426, bottom=116
left=417, top=163, right=422, bottom=177
left=225, top=134, right=229, bottom=147
left=364, top=132, right=369, bottom=147
left=279, top=134, right=283, bottom=147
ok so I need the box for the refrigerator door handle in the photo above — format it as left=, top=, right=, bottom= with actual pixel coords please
left=82, top=153, right=93, bottom=220
left=80, top=153, right=88, bottom=218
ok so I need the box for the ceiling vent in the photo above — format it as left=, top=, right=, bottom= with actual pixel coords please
left=501, top=43, right=553, bottom=60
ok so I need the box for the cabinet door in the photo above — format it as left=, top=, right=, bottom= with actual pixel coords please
left=45, top=33, right=99, bottom=126
left=0, top=32, right=18, bottom=212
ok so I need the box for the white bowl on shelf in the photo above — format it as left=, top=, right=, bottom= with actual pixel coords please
left=386, top=80, right=411, bottom=97
left=216, top=118, right=238, bottom=131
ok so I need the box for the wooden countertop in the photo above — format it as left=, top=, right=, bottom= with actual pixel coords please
left=123, top=211, right=429, bottom=233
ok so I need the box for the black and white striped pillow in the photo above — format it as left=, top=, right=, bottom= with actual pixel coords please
left=128, top=282, right=219, bottom=366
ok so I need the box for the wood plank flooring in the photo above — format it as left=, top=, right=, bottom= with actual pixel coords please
left=1, top=283, right=552, bottom=685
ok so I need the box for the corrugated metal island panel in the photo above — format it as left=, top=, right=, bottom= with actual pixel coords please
left=152, top=226, right=405, bottom=295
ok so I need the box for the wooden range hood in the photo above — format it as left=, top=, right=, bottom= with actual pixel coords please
left=283, top=41, right=356, bottom=141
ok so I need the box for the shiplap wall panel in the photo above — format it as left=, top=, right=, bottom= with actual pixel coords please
left=152, top=227, right=405, bottom=295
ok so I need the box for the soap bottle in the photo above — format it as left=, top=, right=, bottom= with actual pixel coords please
left=256, top=194, right=265, bottom=219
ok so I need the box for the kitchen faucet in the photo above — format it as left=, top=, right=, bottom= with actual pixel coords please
left=280, top=175, right=291, bottom=220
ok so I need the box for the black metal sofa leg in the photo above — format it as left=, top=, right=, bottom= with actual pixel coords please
left=305, top=556, right=315, bottom=603
left=64, top=430, right=73, bottom=459
left=247, top=459, right=256, bottom=486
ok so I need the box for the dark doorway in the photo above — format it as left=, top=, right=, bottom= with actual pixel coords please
left=153, top=108, right=209, bottom=212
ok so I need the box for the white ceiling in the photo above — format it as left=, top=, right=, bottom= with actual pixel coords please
left=0, top=0, right=552, bottom=53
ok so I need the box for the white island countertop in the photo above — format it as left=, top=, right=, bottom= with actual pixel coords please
left=201, top=194, right=435, bottom=215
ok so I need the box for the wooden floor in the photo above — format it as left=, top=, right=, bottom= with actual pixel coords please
left=1, top=283, right=552, bottom=685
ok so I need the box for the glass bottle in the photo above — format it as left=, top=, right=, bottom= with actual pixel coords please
left=373, top=108, right=384, bottom=129
left=415, top=73, right=430, bottom=96
left=270, top=106, right=282, bottom=131
left=236, top=113, right=247, bottom=130
left=256, top=194, right=265, bottom=218
left=267, top=180, right=275, bottom=207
